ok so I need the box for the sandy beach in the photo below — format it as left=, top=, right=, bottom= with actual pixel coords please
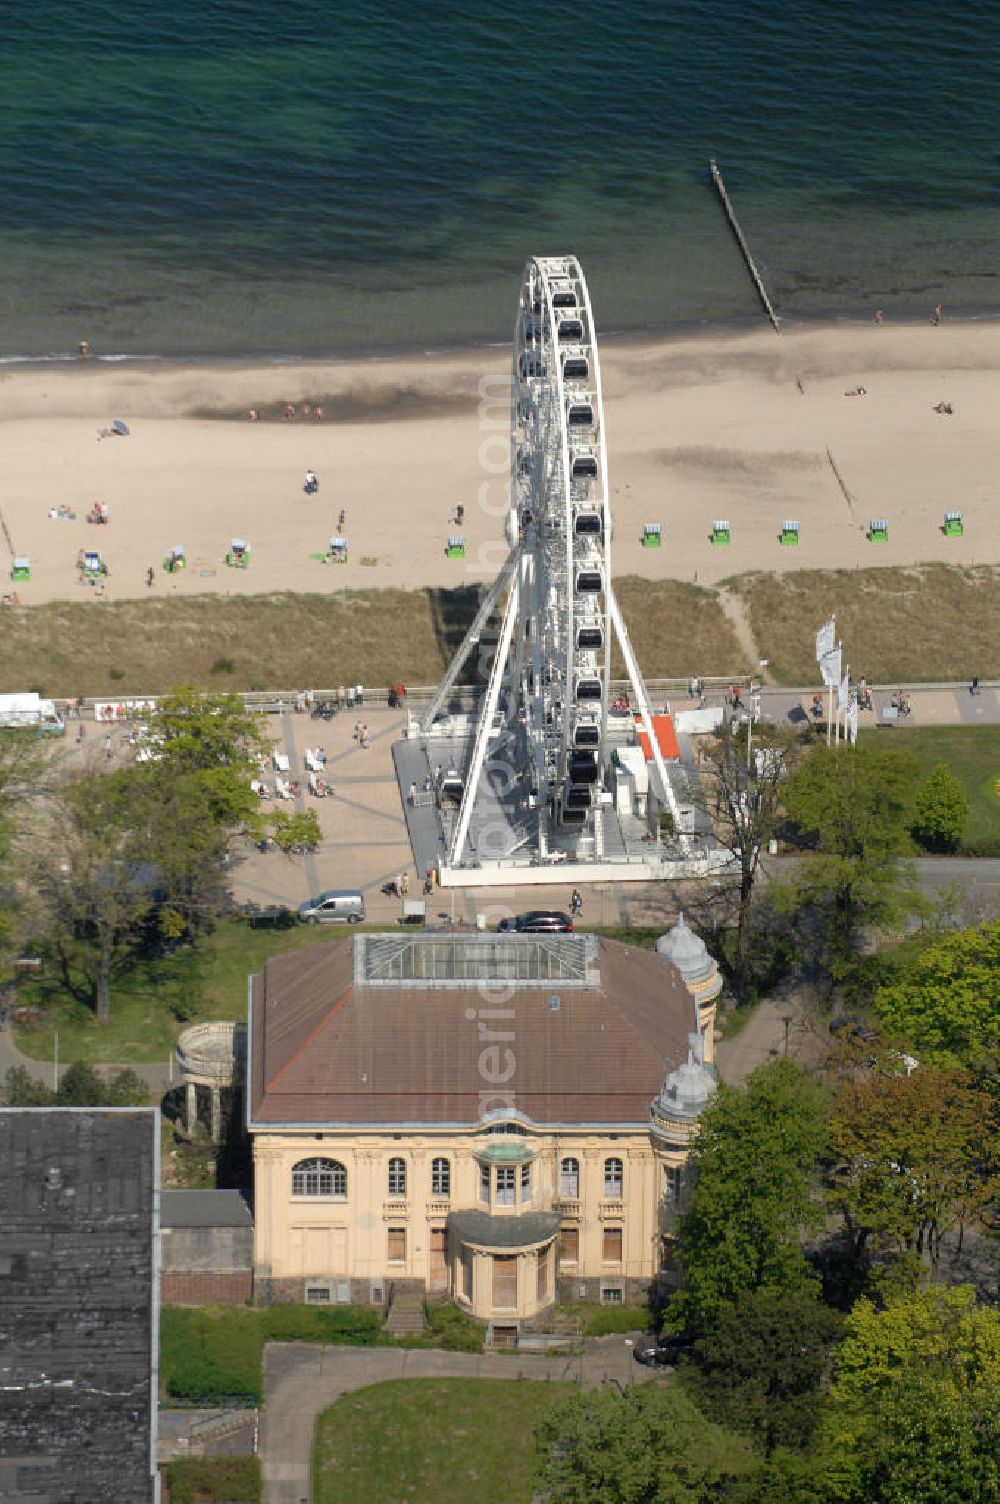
left=1, top=322, right=996, bottom=607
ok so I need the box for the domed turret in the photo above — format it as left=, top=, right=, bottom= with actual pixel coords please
left=649, top=1022, right=717, bottom=1147
left=656, top=913, right=722, bottom=1062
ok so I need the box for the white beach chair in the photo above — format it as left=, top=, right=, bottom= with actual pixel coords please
left=273, top=750, right=290, bottom=774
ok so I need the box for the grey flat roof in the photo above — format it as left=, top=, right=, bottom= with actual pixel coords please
left=161, top=1189, right=252, bottom=1228
left=0, top=1108, right=157, bottom=1504
left=448, top=1209, right=560, bottom=1249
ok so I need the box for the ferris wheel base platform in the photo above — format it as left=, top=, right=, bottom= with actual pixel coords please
left=434, top=848, right=731, bottom=889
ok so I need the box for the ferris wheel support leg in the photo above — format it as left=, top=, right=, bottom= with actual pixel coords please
left=606, top=591, right=688, bottom=847
left=419, top=544, right=521, bottom=733
left=448, top=568, right=521, bottom=870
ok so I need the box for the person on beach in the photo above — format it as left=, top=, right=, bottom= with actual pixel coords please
left=338, top=508, right=346, bottom=530
left=284, top=403, right=295, bottom=420
left=248, top=408, right=259, bottom=422
left=78, top=339, right=90, bottom=360
left=314, top=405, right=324, bottom=420
left=146, top=565, right=154, bottom=588
left=304, top=469, right=318, bottom=494
left=933, top=304, right=942, bottom=325
left=302, top=404, right=311, bottom=418
left=874, top=308, right=883, bottom=326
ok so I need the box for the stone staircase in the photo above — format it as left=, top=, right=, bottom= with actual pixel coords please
left=386, top=1287, right=427, bottom=1337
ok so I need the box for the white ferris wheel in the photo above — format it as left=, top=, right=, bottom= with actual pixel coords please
left=418, top=255, right=684, bottom=881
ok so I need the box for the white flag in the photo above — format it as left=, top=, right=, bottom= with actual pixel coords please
left=815, top=616, right=836, bottom=662
left=838, top=668, right=850, bottom=713
left=820, top=644, right=842, bottom=688
left=847, top=699, right=858, bottom=744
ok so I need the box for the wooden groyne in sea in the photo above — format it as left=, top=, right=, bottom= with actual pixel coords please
left=708, top=159, right=781, bottom=333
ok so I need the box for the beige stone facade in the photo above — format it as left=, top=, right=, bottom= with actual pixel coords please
left=247, top=926, right=721, bottom=1329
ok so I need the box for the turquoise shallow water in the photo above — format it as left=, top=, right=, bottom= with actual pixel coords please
left=1, top=0, right=998, bottom=358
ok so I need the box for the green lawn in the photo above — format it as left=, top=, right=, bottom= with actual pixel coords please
left=160, top=1305, right=382, bottom=1404
left=14, top=916, right=351, bottom=1063
left=860, top=724, right=1000, bottom=856
left=313, top=1379, right=573, bottom=1504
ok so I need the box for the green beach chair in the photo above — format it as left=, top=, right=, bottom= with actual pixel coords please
left=225, top=538, right=250, bottom=569
left=163, top=545, right=186, bottom=573
left=11, top=557, right=31, bottom=582
left=641, top=523, right=662, bottom=548
left=446, top=534, right=466, bottom=559
left=868, top=518, right=889, bottom=543
left=943, top=510, right=963, bottom=537
left=779, top=520, right=800, bottom=546
left=711, top=520, right=731, bottom=546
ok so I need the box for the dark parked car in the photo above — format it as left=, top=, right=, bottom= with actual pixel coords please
left=497, top=911, right=573, bottom=934
left=632, top=1340, right=678, bottom=1369
left=829, top=1014, right=878, bottom=1044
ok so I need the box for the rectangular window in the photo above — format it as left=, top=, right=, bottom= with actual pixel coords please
left=559, top=1225, right=579, bottom=1264
left=536, top=1244, right=551, bottom=1301
left=520, top=1162, right=532, bottom=1202
left=664, top=1165, right=682, bottom=1204
left=602, top=1226, right=623, bottom=1263
left=601, top=1285, right=624, bottom=1304
left=387, top=1227, right=406, bottom=1263
left=480, top=1163, right=491, bottom=1204
left=495, top=1166, right=516, bottom=1207
left=431, top=1158, right=451, bottom=1197
left=604, top=1158, right=623, bottom=1198
left=560, top=1161, right=579, bottom=1198
left=305, top=1285, right=331, bottom=1304
left=493, top=1254, right=517, bottom=1309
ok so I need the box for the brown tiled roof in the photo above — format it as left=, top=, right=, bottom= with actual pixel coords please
left=249, top=936, right=694, bottom=1128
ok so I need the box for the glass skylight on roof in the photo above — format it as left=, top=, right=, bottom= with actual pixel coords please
left=354, top=933, right=599, bottom=988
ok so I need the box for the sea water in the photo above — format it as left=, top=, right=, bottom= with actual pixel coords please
left=1, top=0, right=998, bottom=360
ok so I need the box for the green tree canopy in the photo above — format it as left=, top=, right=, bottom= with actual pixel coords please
left=684, top=1290, right=843, bottom=1457
left=534, top=1383, right=748, bottom=1504
left=668, top=1061, right=829, bottom=1337
left=821, top=1286, right=1000, bottom=1503
left=777, top=741, right=925, bottom=977
left=910, top=762, right=969, bottom=852
left=874, top=920, right=1000, bottom=1065
left=827, top=1067, right=998, bottom=1272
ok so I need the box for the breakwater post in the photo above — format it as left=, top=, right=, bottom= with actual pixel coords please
left=708, top=159, right=781, bottom=333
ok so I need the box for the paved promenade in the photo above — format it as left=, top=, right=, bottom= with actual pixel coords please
left=260, top=1337, right=652, bottom=1504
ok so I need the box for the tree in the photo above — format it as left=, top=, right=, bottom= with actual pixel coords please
left=0, top=729, right=46, bottom=959
left=911, top=763, right=969, bottom=852
left=56, top=1061, right=111, bottom=1105
left=534, top=1383, right=741, bottom=1504
left=2, top=1064, right=54, bottom=1106
left=23, top=773, right=158, bottom=1023
left=667, top=1060, right=829, bottom=1337
left=873, top=920, right=1000, bottom=1065
left=684, top=1291, right=843, bottom=1457
left=778, top=742, right=925, bottom=979
left=698, top=727, right=801, bottom=1002
left=827, top=1067, right=998, bottom=1272
left=821, top=1286, right=1000, bottom=1502
left=270, top=809, right=321, bottom=855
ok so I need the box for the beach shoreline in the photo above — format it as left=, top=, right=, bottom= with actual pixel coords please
left=1, top=321, right=997, bottom=609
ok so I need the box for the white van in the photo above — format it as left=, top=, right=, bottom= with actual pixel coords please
left=298, top=889, right=365, bottom=924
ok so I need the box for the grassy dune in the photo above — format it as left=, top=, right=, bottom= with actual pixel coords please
left=732, top=564, right=1000, bottom=685
left=0, top=577, right=743, bottom=698
left=2, top=565, right=996, bottom=697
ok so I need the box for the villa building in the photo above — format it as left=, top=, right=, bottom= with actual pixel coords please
left=246, top=920, right=721, bottom=1336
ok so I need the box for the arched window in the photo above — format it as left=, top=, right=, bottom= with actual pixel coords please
left=560, top=1157, right=580, bottom=1197
left=603, top=1157, right=623, bottom=1198
left=388, top=1156, right=407, bottom=1196
left=431, top=1157, right=451, bottom=1196
left=291, top=1158, right=347, bottom=1198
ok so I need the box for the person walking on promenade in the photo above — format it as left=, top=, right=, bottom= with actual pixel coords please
left=570, top=888, right=583, bottom=918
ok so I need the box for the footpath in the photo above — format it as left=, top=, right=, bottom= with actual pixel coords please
left=260, top=1337, right=653, bottom=1504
